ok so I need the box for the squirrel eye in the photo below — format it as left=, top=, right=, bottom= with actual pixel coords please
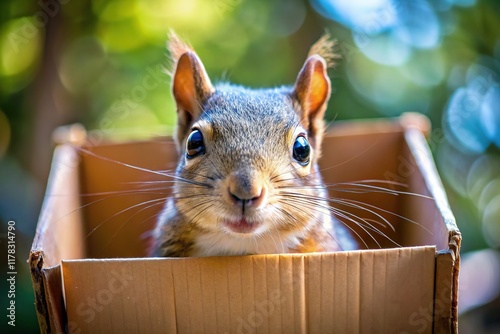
left=293, top=135, right=310, bottom=165
left=186, top=129, right=205, bottom=158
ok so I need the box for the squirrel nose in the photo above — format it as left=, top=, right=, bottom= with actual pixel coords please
left=227, top=174, right=266, bottom=210
left=229, top=190, right=264, bottom=208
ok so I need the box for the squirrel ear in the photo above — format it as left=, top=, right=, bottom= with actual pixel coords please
left=171, top=51, right=214, bottom=145
left=292, top=55, right=331, bottom=144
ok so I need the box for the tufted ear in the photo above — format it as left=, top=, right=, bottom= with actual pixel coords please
left=292, top=54, right=331, bottom=149
left=168, top=32, right=214, bottom=149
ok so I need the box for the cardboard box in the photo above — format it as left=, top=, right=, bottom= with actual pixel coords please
left=29, top=114, right=461, bottom=333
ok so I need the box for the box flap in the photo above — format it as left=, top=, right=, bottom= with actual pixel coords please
left=29, top=144, right=87, bottom=333
left=403, top=121, right=461, bottom=252
left=434, top=251, right=459, bottom=333
left=42, top=265, right=66, bottom=333
left=30, top=144, right=87, bottom=265
left=62, top=246, right=436, bottom=333
left=29, top=252, right=66, bottom=334
left=400, top=117, right=461, bottom=333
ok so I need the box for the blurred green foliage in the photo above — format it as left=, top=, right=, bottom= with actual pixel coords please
left=0, top=0, right=499, bottom=332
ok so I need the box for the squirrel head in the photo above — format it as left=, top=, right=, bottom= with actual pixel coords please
left=166, top=32, right=337, bottom=244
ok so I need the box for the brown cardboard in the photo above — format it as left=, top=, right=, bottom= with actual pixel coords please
left=61, top=247, right=435, bottom=333
left=29, top=114, right=461, bottom=333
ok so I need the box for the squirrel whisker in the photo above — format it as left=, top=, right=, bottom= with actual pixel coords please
left=332, top=207, right=403, bottom=248
left=102, top=199, right=168, bottom=249
left=332, top=197, right=430, bottom=233
left=279, top=190, right=413, bottom=238
left=278, top=193, right=402, bottom=249
left=85, top=197, right=168, bottom=240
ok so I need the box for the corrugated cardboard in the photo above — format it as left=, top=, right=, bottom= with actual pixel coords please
left=29, top=114, right=461, bottom=333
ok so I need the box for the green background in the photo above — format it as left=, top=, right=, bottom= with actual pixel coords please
left=0, top=0, right=499, bottom=332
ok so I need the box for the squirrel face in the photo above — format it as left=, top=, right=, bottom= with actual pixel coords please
left=155, top=32, right=340, bottom=255
left=175, top=87, right=320, bottom=237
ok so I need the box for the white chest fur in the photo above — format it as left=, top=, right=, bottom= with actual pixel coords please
left=192, top=230, right=304, bottom=256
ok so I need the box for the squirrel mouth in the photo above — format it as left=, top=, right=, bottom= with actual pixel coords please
left=223, top=218, right=259, bottom=234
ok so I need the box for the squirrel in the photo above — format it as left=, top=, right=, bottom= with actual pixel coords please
left=151, top=32, right=357, bottom=257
